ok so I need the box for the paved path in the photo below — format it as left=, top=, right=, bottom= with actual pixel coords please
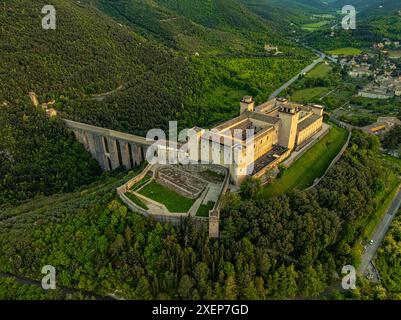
left=268, top=51, right=326, bottom=100
left=0, top=272, right=117, bottom=300
left=358, top=186, right=401, bottom=275
left=90, top=85, right=124, bottom=101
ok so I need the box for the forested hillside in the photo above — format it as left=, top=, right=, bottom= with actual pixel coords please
left=368, top=11, right=401, bottom=39
left=2, top=0, right=313, bottom=136
left=333, top=0, right=400, bottom=17
left=304, top=0, right=401, bottom=50
left=304, top=20, right=400, bottom=52
left=0, top=131, right=395, bottom=299
left=87, top=0, right=282, bottom=55
left=0, top=103, right=101, bottom=206
left=1, top=0, right=197, bottom=133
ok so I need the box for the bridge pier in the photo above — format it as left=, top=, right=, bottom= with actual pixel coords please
left=104, top=138, right=121, bottom=170
left=120, top=141, right=133, bottom=169
left=91, top=134, right=108, bottom=170
left=64, top=119, right=151, bottom=172
left=132, top=143, right=143, bottom=166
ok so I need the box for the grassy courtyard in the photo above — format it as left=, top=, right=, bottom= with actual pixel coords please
left=388, top=50, right=401, bottom=58
left=139, top=180, right=195, bottom=213
left=125, top=192, right=149, bottom=210
left=196, top=202, right=215, bottom=218
left=261, top=125, right=349, bottom=198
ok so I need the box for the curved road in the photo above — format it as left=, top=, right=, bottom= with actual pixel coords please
left=0, top=272, right=118, bottom=300
left=358, top=186, right=401, bottom=275
left=268, top=46, right=336, bottom=100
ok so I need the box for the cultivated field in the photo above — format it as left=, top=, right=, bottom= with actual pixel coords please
left=327, top=47, right=362, bottom=55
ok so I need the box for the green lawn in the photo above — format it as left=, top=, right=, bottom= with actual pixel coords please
left=130, top=174, right=152, bottom=191
left=291, top=87, right=331, bottom=102
left=125, top=192, right=149, bottom=210
left=139, top=181, right=195, bottom=213
left=196, top=202, right=215, bottom=218
left=261, top=125, right=349, bottom=198
left=327, top=47, right=362, bottom=56
left=302, top=21, right=330, bottom=31
left=306, top=63, right=331, bottom=78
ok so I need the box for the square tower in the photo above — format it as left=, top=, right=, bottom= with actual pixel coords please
left=278, top=104, right=300, bottom=150
left=240, top=96, right=255, bottom=114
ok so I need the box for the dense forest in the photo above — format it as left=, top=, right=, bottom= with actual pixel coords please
left=0, top=103, right=101, bottom=206
left=375, top=210, right=401, bottom=297
left=0, top=278, right=89, bottom=300
left=383, top=126, right=401, bottom=151
left=1, top=130, right=397, bottom=299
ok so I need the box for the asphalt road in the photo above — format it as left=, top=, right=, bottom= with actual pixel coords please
left=0, top=272, right=117, bottom=300
left=358, top=186, right=401, bottom=275
left=268, top=50, right=326, bottom=100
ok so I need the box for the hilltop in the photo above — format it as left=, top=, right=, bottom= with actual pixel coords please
left=85, top=0, right=282, bottom=55
left=1, top=0, right=193, bottom=127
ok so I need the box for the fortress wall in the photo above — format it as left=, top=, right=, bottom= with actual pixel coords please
left=209, top=166, right=230, bottom=238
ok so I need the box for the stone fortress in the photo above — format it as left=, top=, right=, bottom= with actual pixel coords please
left=194, top=96, right=324, bottom=185
left=30, top=92, right=325, bottom=238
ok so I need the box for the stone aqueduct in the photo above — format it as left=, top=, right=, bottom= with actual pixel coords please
left=64, top=119, right=225, bottom=238
left=64, top=119, right=151, bottom=171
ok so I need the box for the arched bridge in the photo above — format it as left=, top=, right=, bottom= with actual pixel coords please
left=64, top=119, right=151, bottom=171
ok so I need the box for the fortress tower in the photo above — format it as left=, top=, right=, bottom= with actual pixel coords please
left=278, top=101, right=300, bottom=150
left=240, top=96, right=255, bottom=114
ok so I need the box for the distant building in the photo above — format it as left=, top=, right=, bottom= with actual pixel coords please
left=358, top=87, right=393, bottom=99
left=362, top=117, right=401, bottom=135
left=358, top=75, right=401, bottom=99
left=349, top=64, right=372, bottom=78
